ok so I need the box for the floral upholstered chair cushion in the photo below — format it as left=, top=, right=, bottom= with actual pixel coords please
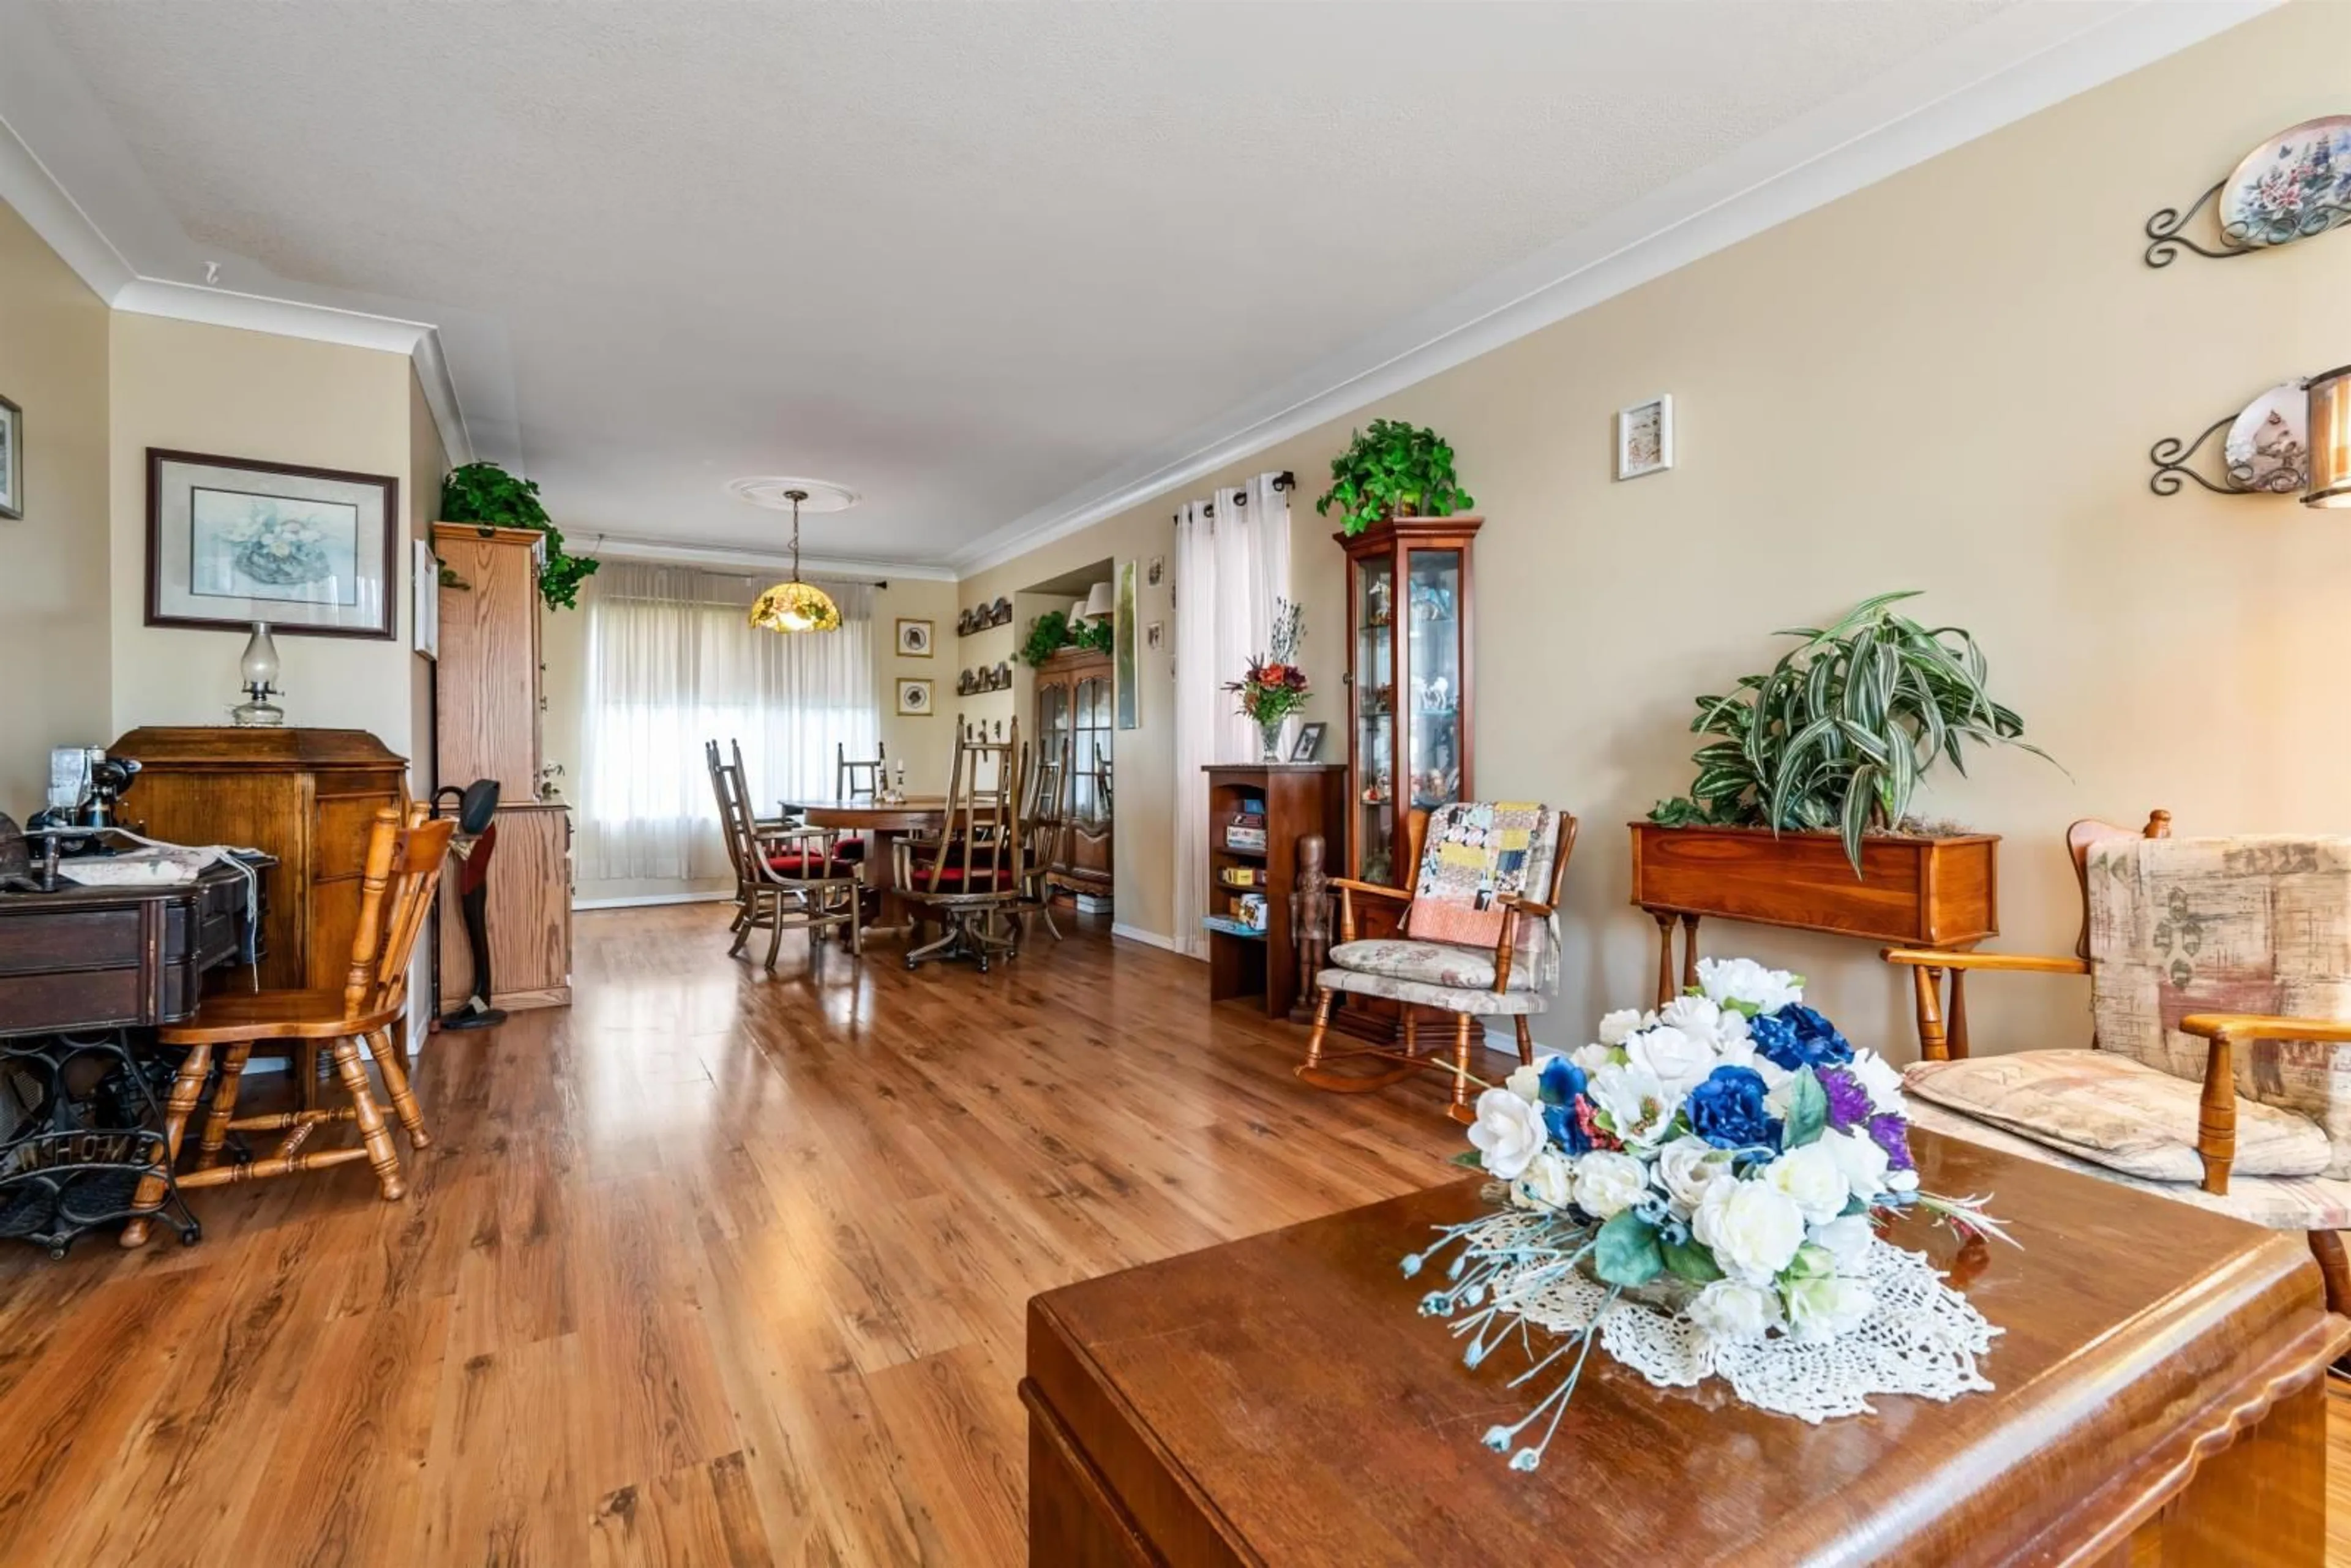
left=1318, top=803, right=1564, bottom=1017
left=1905, top=1049, right=2330, bottom=1182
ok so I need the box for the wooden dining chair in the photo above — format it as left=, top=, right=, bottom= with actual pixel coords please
left=121, top=803, right=451, bottom=1246
left=1011, top=738, right=1066, bottom=946
left=895, top=721, right=1023, bottom=972
left=717, top=749, right=862, bottom=970
left=838, top=740, right=888, bottom=798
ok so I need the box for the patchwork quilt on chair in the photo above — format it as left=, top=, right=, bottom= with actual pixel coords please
left=1401, top=802, right=1561, bottom=992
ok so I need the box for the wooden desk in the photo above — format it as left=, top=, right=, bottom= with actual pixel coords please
left=786, top=797, right=948, bottom=936
left=0, top=858, right=269, bottom=1036
left=1024, top=1130, right=2346, bottom=1566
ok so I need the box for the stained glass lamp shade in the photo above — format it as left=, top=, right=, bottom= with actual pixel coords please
left=748, top=490, right=841, bottom=632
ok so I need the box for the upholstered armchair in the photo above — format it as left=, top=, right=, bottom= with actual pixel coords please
left=1299, top=802, right=1578, bottom=1123
left=1884, top=811, right=2351, bottom=1314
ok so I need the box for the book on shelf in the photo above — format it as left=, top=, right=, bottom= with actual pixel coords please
left=1224, top=827, right=1269, bottom=852
left=1218, top=865, right=1264, bottom=888
left=1201, top=915, right=1265, bottom=939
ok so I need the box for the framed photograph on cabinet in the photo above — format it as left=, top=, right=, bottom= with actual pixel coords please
left=896, top=677, right=934, bottom=716
left=1289, top=721, right=1327, bottom=762
left=1615, top=394, right=1674, bottom=481
left=0, top=392, right=20, bottom=520
left=146, top=448, right=399, bottom=637
left=896, top=617, right=934, bottom=657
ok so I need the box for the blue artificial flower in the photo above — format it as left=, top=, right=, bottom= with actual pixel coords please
left=1751, top=1005, right=1854, bottom=1071
left=1542, top=1100, right=1593, bottom=1155
left=1686, top=1064, right=1782, bottom=1150
left=1539, top=1057, right=1586, bottom=1107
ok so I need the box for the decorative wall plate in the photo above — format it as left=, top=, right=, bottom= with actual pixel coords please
left=2224, top=381, right=2310, bottom=493
left=2219, top=115, right=2351, bottom=250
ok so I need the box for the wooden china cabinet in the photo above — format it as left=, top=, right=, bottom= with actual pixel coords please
left=1337, top=514, right=1480, bottom=1043
left=1033, top=647, right=1114, bottom=901
left=1342, top=515, right=1480, bottom=886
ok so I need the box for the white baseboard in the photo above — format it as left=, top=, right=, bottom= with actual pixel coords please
left=1111, top=921, right=1184, bottom=954
left=574, top=890, right=733, bottom=910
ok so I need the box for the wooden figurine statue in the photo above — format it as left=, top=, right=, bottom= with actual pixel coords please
left=1289, top=832, right=1333, bottom=1024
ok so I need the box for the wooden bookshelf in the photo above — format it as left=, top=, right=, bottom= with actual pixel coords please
left=1201, top=763, right=1348, bottom=1018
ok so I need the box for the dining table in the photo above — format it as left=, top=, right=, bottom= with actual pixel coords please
left=783, top=795, right=948, bottom=938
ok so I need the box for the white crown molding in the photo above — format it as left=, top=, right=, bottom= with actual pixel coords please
left=0, top=99, right=478, bottom=467
left=588, top=531, right=959, bottom=583
left=948, top=0, right=2273, bottom=577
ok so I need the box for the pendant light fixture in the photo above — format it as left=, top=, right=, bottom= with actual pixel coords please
left=748, top=489, right=842, bottom=633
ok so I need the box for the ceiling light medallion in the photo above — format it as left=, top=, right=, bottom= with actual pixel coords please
left=749, top=490, right=842, bottom=634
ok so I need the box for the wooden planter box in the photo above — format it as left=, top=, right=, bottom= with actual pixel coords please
left=1629, top=822, right=1998, bottom=948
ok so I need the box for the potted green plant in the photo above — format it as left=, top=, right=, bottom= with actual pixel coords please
left=1019, top=609, right=1112, bottom=666
left=439, top=461, right=599, bottom=610
left=1632, top=591, right=2055, bottom=949
left=1314, top=419, right=1474, bottom=536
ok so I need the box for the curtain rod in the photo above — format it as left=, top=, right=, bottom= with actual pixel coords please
left=590, top=536, right=887, bottom=587
left=1171, top=470, right=1295, bottom=523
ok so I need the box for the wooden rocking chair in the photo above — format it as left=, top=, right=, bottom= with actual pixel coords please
left=122, top=803, right=449, bottom=1245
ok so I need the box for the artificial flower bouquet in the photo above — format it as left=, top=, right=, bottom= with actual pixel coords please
left=1409, top=957, right=2007, bottom=1468
left=1224, top=599, right=1310, bottom=759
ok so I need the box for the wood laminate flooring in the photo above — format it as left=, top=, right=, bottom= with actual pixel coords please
left=1, top=903, right=2346, bottom=1564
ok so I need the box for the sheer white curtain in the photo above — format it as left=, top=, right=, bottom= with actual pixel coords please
left=579, top=561, right=877, bottom=883
left=1172, top=472, right=1291, bottom=958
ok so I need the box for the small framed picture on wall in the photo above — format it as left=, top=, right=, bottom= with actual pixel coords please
left=896, top=617, right=934, bottom=657
left=1615, top=394, right=1674, bottom=481
left=896, top=677, right=934, bottom=716
left=0, top=392, right=21, bottom=519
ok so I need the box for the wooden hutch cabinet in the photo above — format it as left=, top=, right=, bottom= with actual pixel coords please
left=1341, top=515, right=1481, bottom=887
left=1033, top=647, right=1114, bottom=902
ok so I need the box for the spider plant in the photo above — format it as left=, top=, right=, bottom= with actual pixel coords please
left=1649, top=591, right=2055, bottom=873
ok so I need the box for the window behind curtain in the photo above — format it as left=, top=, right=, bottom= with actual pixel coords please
left=579, top=561, right=877, bottom=884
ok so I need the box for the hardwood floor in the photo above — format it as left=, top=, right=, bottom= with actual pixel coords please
left=4, top=902, right=2348, bottom=1564
left=0, top=904, right=1466, bottom=1566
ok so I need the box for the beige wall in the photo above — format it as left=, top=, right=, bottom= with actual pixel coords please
left=108, top=314, right=420, bottom=771
left=963, top=1, right=2351, bottom=1056
left=0, top=197, right=111, bottom=812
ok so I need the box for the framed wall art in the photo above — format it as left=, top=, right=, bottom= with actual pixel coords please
left=1114, top=559, right=1139, bottom=730
left=146, top=448, right=399, bottom=637
left=1615, top=394, right=1674, bottom=481
left=412, top=538, right=439, bottom=659
left=897, top=677, right=934, bottom=716
left=0, top=392, right=20, bottom=519
left=896, top=617, right=934, bottom=657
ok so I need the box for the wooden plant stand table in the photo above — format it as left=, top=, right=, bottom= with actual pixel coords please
left=1024, top=1130, right=2345, bottom=1566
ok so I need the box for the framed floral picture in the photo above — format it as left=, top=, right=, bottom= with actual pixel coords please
left=146, top=448, right=399, bottom=637
left=896, top=677, right=934, bottom=716
left=1615, top=394, right=1674, bottom=481
left=896, top=617, right=934, bottom=657
left=0, top=392, right=20, bottom=520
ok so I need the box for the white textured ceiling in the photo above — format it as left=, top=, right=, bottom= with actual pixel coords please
left=17, top=1, right=2173, bottom=568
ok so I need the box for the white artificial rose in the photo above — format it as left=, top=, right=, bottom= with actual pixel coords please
left=1763, top=1141, right=1852, bottom=1225
left=1505, top=1060, right=1545, bottom=1103
left=1750, top=1054, right=1793, bottom=1092
left=1696, top=956, right=1805, bottom=1017
left=1887, top=1168, right=1919, bottom=1193
left=1692, top=1179, right=1807, bottom=1286
left=1785, top=1274, right=1876, bottom=1341
left=1652, top=1135, right=1736, bottom=1218
left=1687, top=1278, right=1781, bottom=1345
left=1570, top=1041, right=1617, bottom=1076
left=1657, top=994, right=1731, bottom=1045
left=1588, top=1063, right=1674, bottom=1147
left=1513, top=1149, right=1577, bottom=1212
left=1849, top=1049, right=1907, bottom=1116
left=1596, top=1008, right=1646, bottom=1048
left=1823, top=1126, right=1891, bottom=1202
left=1810, top=1212, right=1877, bottom=1274
left=1625, top=1024, right=1718, bottom=1097
left=1764, top=1074, right=1799, bottom=1119
left=1467, top=1088, right=1549, bottom=1180
left=1570, top=1150, right=1649, bottom=1220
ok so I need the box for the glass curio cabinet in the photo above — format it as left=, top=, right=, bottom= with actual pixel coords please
left=1342, top=514, right=1481, bottom=887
